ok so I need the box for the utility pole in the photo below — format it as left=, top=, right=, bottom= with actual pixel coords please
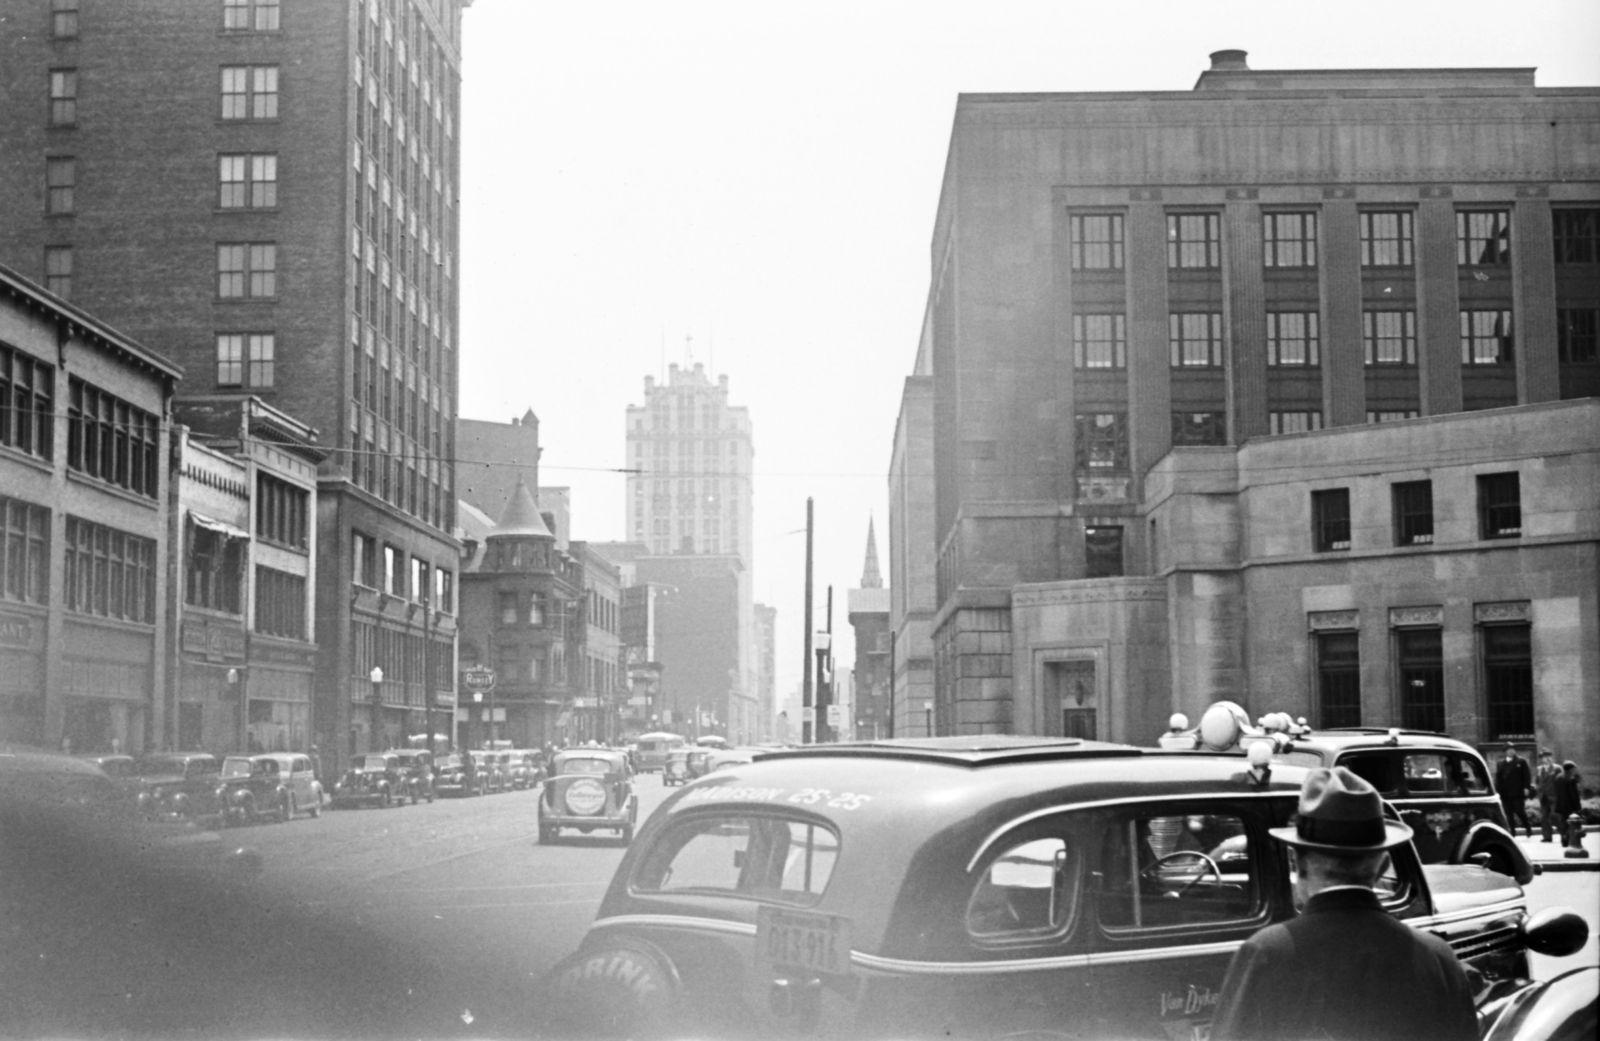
left=802, top=498, right=814, bottom=744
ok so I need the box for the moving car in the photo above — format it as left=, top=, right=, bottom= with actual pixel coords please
left=133, top=752, right=224, bottom=823
left=634, top=732, right=687, bottom=773
left=331, top=753, right=410, bottom=809
left=539, top=748, right=637, bottom=844
left=434, top=752, right=483, bottom=797
left=662, top=748, right=692, bottom=786
left=1159, top=701, right=1535, bottom=882
left=386, top=749, right=436, bottom=803
left=508, top=749, right=546, bottom=790
left=684, top=747, right=715, bottom=780
left=545, top=735, right=1588, bottom=1040
left=219, top=753, right=323, bottom=824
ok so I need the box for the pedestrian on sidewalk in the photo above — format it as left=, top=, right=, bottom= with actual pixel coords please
left=1535, top=749, right=1562, bottom=842
left=1209, top=767, right=1477, bottom=1041
left=1495, top=746, right=1533, bottom=835
left=1554, top=761, right=1583, bottom=842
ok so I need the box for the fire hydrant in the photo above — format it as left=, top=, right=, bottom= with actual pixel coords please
left=1564, top=813, right=1590, bottom=859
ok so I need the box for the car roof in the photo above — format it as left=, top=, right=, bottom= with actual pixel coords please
left=1272, top=729, right=1488, bottom=759
left=2, top=745, right=112, bottom=778
left=554, top=748, right=626, bottom=763
left=758, top=734, right=1151, bottom=768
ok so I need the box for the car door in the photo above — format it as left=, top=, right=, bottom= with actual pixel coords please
left=1084, top=798, right=1286, bottom=1041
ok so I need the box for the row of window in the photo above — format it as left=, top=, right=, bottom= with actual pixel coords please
left=46, top=0, right=279, bottom=39
left=1310, top=473, right=1520, bottom=554
left=1315, top=620, right=1531, bottom=740
left=63, top=516, right=157, bottom=624
left=351, top=530, right=454, bottom=611
left=1068, top=308, right=1551, bottom=371
left=1068, top=209, right=1600, bottom=272
left=350, top=619, right=451, bottom=694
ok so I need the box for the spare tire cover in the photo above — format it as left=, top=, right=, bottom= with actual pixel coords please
left=544, top=942, right=676, bottom=1038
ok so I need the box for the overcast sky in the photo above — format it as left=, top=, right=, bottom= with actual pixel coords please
left=457, top=0, right=1600, bottom=707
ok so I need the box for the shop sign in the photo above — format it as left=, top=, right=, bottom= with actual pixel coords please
left=181, top=618, right=247, bottom=661
left=0, top=613, right=33, bottom=649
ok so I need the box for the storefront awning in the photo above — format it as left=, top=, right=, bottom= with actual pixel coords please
left=189, top=511, right=250, bottom=540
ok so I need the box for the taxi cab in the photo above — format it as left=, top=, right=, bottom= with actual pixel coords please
left=544, top=736, right=1588, bottom=1040
left=1159, top=701, right=1534, bottom=883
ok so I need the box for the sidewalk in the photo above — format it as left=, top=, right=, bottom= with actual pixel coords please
left=1514, top=826, right=1600, bottom=872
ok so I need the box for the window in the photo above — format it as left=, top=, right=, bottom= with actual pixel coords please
left=435, top=568, right=453, bottom=613
left=1558, top=309, right=1598, bottom=363
left=66, top=379, right=157, bottom=498
left=1392, top=481, right=1433, bottom=547
left=43, top=246, right=72, bottom=298
left=632, top=815, right=839, bottom=908
left=497, top=592, right=517, bottom=625
left=1098, top=810, right=1260, bottom=929
left=968, top=837, right=1074, bottom=940
left=1367, top=410, right=1420, bottom=424
left=528, top=594, right=545, bottom=626
left=1268, top=411, right=1323, bottom=435
left=1482, top=623, right=1533, bottom=740
left=1171, top=412, right=1226, bottom=446
left=352, top=531, right=374, bottom=587
left=411, top=557, right=429, bottom=604
left=1360, top=211, right=1414, bottom=267
left=1169, top=312, right=1223, bottom=367
left=1263, top=212, right=1317, bottom=268
left=64, top=517, right=156, bottom=623
left=219, top=154, right=277, bottom=209
left=0, top=496, right=50, bottom=607
left=1266, top=312, right=1320, bottom=366
left=46, top=157, right=75, bottom=214
left=1397, top=628, right=1444, bottom=732
left=1457, top=210, right=1510, bottom=266
left=217, top=243, right=276, bottom=298
left=1084, top=526, right=1123, bottom=579
left=1460, top=310, right=1513, bottom=365
left=215, top=333, right=274, bottom=389
left=1477, top=472, right=1521, bottom=539
left=1312, top=488, right=1351, bottom=552
left=256, top=474, right=308, bottom=549
left=1074, top=413, right=1127, bottom=472
left=1553, top=209, right=1599, bottom=264
left=221, top=65, right=278, bottom=120
left=1072, top=314, right=1126, bottom=369
left=1070, top=213, right=1124, bottom=270
left=49, top=69, right=77, bottom=126
left=1363, top=311, right=1416, bottom=365
left=254, top=567, right=305, bottom=639
left=184, top=521, right=243, bottom=613
left=2, top=345, right=56, bottom=460
left=223, top=0, right=280, bottom=32
left=1167, top=214, right=1221, bottom=269
left=383, top=544, right=404, bottom=597
left=1316, top=631, right=1361, bottom=728
left=52, top=0, right=79, bottom=38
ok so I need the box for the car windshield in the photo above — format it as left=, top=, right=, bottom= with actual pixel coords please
left=360, top=756, right=391, bottom=770
left=559, top=758, right=611, bottom=775
left=439, top=756, right=466, bottom=768
left=221, top=758, right=253, bottom=778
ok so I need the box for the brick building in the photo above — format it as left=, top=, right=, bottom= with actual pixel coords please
left=847, top=520, right=891, bottom=739
left=0, top=0, right=472, bottom=773
left=891, top=52, right=1600, bottom=773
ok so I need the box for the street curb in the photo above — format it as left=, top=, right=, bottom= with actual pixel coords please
left=1535, top=860, right=1600, bottom=874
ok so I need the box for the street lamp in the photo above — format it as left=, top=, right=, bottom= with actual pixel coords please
left=923, top=699, right=934, bottom=738
left=370, top=667, right=384, bottom=749
left=227, top=667, right=244, bottom=752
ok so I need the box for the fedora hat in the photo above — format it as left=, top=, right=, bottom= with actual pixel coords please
left=1268, top=766, right=1413, bottom=853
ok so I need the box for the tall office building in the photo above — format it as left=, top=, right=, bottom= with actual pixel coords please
left=0, top=0, right=472, bottom=771
left=892, top=52, right=1600, bottom=772
left=619, top=362, right=759, bottom=740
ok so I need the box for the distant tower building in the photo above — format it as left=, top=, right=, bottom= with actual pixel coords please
left=849, top=519, right=891, bottom=739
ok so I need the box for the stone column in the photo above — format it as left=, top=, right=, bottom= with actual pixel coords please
left=1225, top=200, right=1268, bottom=442
left=1513, top=195, right=1560, bottom=404
left=1126, top=199, right=1172, bottom=472
left=1415, top=195, right=1464, bottom=415
left=1320, top=198, right=1366, bottom=427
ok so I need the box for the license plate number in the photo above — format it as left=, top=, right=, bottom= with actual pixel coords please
left=756, top=906, right=852, bottom=976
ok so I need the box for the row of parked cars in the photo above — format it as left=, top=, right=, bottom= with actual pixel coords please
left=86, top=751, right=324, bottom=827
left=334, top=747, right=548, bottom=807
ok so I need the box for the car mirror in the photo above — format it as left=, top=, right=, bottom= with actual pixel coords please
left=1523, top=907, right=1589, bottom=958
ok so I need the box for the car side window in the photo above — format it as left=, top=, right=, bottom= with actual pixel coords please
left=1099, top=811, right=1263, bottom=931
left=1453, top=754, right=1491, bottom=795
left=1341, top=753, right=1398, bottom=795
left=967, top=837, right=1075, bottom=941
left=1402, top=753, right=1459, bottom=797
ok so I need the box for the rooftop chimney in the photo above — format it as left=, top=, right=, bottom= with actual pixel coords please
left=1208, top=49, right=1249, bottom=71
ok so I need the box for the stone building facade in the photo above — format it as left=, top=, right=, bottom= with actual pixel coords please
left=891, top=52, right=1600, bottom=773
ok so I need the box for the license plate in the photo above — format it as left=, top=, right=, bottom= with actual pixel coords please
left=756, top=906, right=852, bottom=976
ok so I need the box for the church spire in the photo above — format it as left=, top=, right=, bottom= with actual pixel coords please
left=860, top=516, right=883, bottom=589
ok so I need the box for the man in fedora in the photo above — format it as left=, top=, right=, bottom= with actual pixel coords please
left=1210, top=767, right=1477, bottom=1041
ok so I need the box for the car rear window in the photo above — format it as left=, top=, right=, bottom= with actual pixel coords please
left=633, top=814, right=839, bottom=907
left=560, top=758, right=611, bottom=775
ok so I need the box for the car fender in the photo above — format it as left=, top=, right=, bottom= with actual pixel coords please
left=1482, top=966, right=1598, bottom=1041
left=542, top=934, right=682, bottom=1040
left=1455, top=820, right=1535, bottom=885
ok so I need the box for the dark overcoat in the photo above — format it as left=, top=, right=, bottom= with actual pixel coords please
left=1209, top=887, right=1478, bottom=1041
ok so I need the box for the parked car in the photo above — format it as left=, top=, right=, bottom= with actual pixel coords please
left=1159, top=701, right=1535, bottom=882
left=508, top=749, right=546, bottom=790
left=543, top=735, right=1589, bottom=1040
left=219, top=755, right=294, bottom=825
left=434, top=752, right=484, bottom=797
left=77, top=753, right=140, bottom=803
left=662, top=748, right=692, bottom=786
left=132, top=752, right=224, bottom=823
left=241, top=752, right=322, bottom=822
left=331, top=753, right=409, bottom=809
left=633, top=731, right=687, bottom=773
left=539, top=748, right=637, bottom=844
left=386, top=749, right=436, bottom=804
left=476, top=749, right=513, bottom=793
